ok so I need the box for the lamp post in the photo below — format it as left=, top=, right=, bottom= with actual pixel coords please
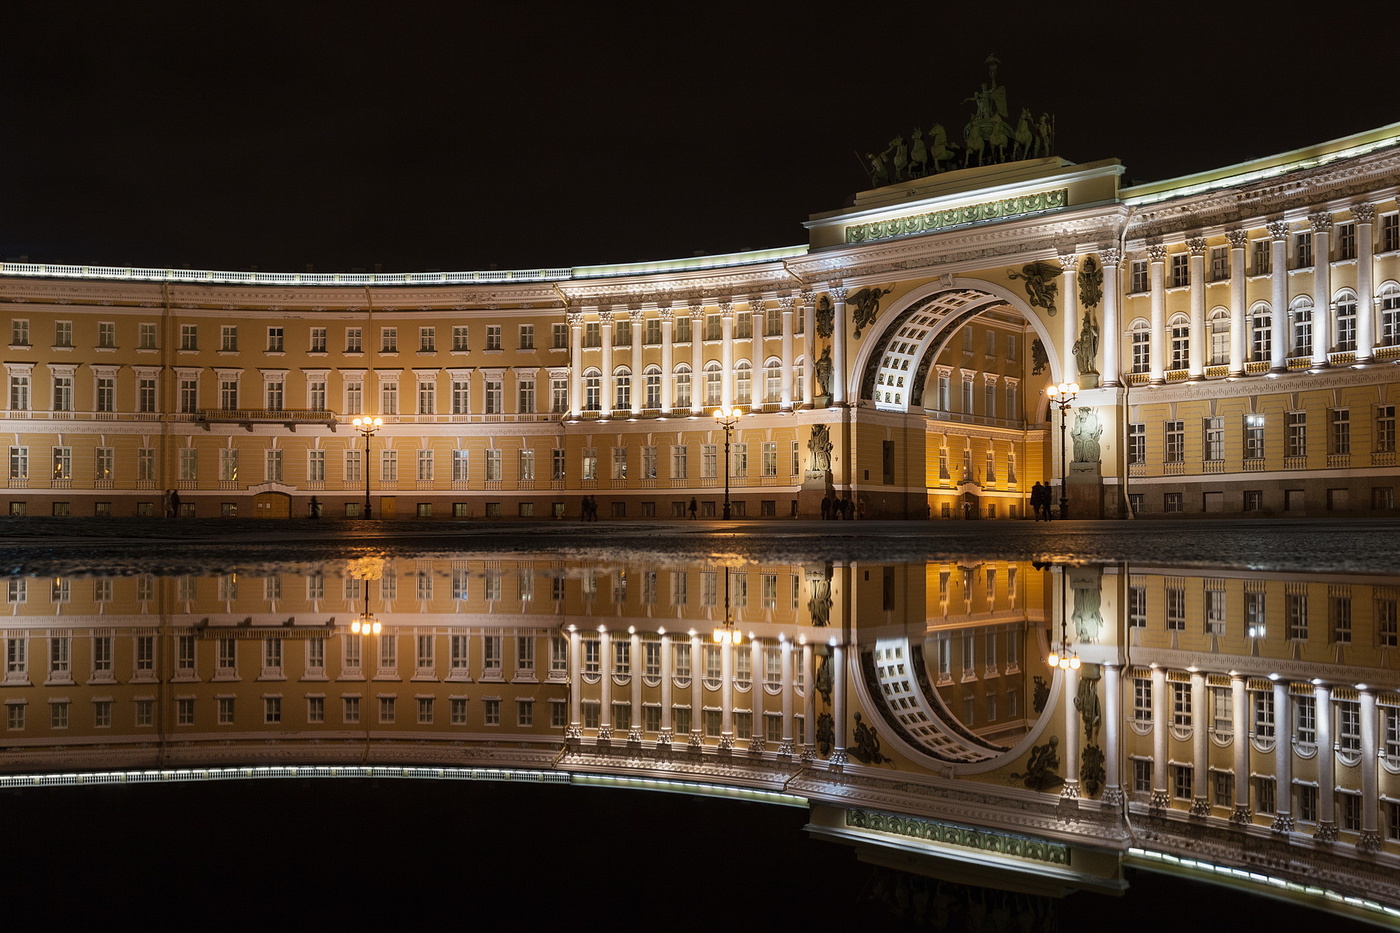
left=352, top=416, right=383, bottom=519
left=1046, top=567, right=1080, bottom=672
left=1045, top=382, right=1078, bottom=520
left=712, top=567, right=741, bottom=645
left=713, top=406, right=743, bottom=520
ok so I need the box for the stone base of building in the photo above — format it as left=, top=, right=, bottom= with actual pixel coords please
left=796, top=470, right=834, bottom=518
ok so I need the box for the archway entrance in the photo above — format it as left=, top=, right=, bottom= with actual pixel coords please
left=251, top=492, right=291, bottom=519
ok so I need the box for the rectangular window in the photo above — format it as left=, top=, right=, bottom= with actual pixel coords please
left=9, top=374, right=29, bottom=411
left=97, top=321, right=116, bottom=348
left=52, top=376, right=72, bottom=412
left=55, top=321, right=73, bottom=347
left=380, top=327, right=398, bottom=353
left=1164, top=420, right=1184, bottom=462
left=1295, top=231, right=1313, bottom=268
left=1203, top=416, right=1223, bottom=461
left=518, top=377, right=535, bottom=414
left=1337, top=222, right=1357, bottom=261
left=1296, top=695, right=1316, bottom=745
left=267, top=327, right=284, bottom=352
left=1287, top=589, right=1309, bottom=640
left=10, top=319, right=28, bottom=347
left=1129, top=260, right=1148, bottom=292
left=308, top=326, right=327, bottom=353
left=381, top=449, right=398, bottom=482
left=552, top=323, right=568, bottom=349
left=1331, top=409, right=1350, bottom=455
left=1170, top=253, right=1189, bottom=288
left=1252, top=238, right=1271, bottom=275
left=1287, top=411, right=1306, bottom=458
left=1209, top=246, right=1229, bottom=280
left=219, top=448, right=238, bottom=482
left=484, top=378, right=502, bottom=414
left=485, top=449, right=501, bottom=481
left=220, top=325, right=237, bottom=351
left=1244, top=414, right=1265, bottom=460
left=52, top=446, right=72, bottom=481
left=486, top=325, right=502, bottom=350
left=418, top=379, right=435, bottom=414
left=1127, top=423, right=1145, bottom=464
left=1166, top=585, right=1186, bottom=630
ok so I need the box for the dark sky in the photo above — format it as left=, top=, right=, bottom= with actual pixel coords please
left=3, top=1, right=1394, bottom=273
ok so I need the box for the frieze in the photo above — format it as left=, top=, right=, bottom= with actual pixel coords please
left=844, top=807, right=1071, bottom=865
left=845, top=188, right=1070, bottom=245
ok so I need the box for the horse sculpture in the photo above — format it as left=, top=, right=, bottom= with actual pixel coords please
left=1013, top=107, right=1034, bottom=160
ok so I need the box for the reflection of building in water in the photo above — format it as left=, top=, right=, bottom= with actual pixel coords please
left=2, top=556, right=1399, bottom=920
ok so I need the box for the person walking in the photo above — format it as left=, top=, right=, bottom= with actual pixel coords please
left=169, top=489, right=181, bottom=518
left=820, top=494, right=831, bottom=520
left=688, top=497, right=698, bottom=519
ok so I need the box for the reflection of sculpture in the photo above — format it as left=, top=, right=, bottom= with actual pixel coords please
left=1073, top=310, right=1099, bottom=376
left=1030, top=338, right=1049, bottom=375
left=807, top=424, right=833, bottom=473
left=1010, top=735, right=1062, bottom=791
left=1006, top=262, right=1060, bottom=316
left=850, top=712, right=893, bottom=765
left=806, top=566, right=832, bottom=626
left=1032, top=675, right=1050, bottom=713
left=1071, top=408, right=1102, bottom=463
left=1071, top=577, right=1103, bottom=642
left=814, top=347, right=834, bottom=400
left=814, top=294, right=835, bottom=338
left=814, top=649, right=834, bottom=705
left=1075, top=664, right=1102, bottom=744
left=1081, top=744, right=1106, bottom=798
left=815, top=711, right=835, bottom=758
left=849, top=286, right=894, bottom=339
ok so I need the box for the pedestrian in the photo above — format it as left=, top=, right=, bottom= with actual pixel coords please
left=309, top=496, right=321, bottom=519
left=688, top=497, right=698, bottom=519
left=962, top=499, right=972, bottom=520
left=820, top=494, right=831, bottom=520
left=858, top=496, right=868, bottom=520
left=1030, top=482, right=1044, bottom=521
left=162, top=489, right=173, bottom=519
left=169, top=489, right=181, bottom=517
left=842, top=496, right=854, bottom=520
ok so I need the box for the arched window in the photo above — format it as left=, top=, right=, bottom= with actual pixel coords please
left=1129, top=319, right=1150, bottom=373
left=1208, top=307, right=1230, bottom=366
left=1167, top=313, right=1189, bottom=371
left=613, top=366, right=631, bottom=411
left=764, top=358, right=782, bottom=404
left=734, top=360, right=752, bottom=405
left=583, top=368, right=601, bottom=411
left=1249, top=302, right=1272, bottom=362
left=793, top=357, right=805, bottom=403
left=704, top=361, right=723, bottom=406
left=1334, top=288, right=1358, bottom=352
left=1289, top=297, right=1313, bottom=358
left=673, top=364, right=692, bottom=409
left=643, top=365, right=661, bottom=409
left=1380, top=282, right=1400, bottom=347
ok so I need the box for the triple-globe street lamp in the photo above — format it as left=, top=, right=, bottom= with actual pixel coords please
left=712, top=406, right=743, bottom=520
left=1045, top=382, right=1079, bottom=520
left=352, top=416, right=383, bottom=519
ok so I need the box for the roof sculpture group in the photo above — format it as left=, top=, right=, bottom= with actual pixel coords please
left=861, top=55, right=1056, bottom=188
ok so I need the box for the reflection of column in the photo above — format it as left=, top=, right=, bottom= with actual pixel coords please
left=567, top=627, right=582, bottom=739
left=1358, top=687, right=1381, bottom=851
left=1354, top=203, right=1376, bottom=362
left=658, top=632, right=673, bottom=747
left=830, top=642, right=848, bottom=766
left=1314, top=683, right=1337, bottom=842
left=1189, top=670, right=1209, bottom=816
left=1100, top=248, right=1121, bottom=386
left=1061, top=664, right=1081, bottom=799
left=1187, top=237, right=1206, bottom=379
left=801, top=290, right=816, bottom=406
left=1150, top=665, right=1168, bottom=809
left=1271, top=678, right=1294, bottom=833
left=1060, top=253, right=1078, bottom=382
left=628, top=630, right=643, bottom=742
left=720, top=300, right=735, bottom=410
left=749, top=638, right=764, bottom=753
left=1227, top=230, right=1248, bottom=376
left=1230, top=674, right=1251, bottom=823
left=1102, top=662, right=1123, bottom=805
left=659, top=308, right=675, bottom=413
left=599, top=309, right=615, bottom=417
left=1147, top=246, right=1167, bottom=384
left=779, top=296, right=795, bottom=410
left=568, top=311, right=584, bottom=415
left=688, top=633, right=703, bottom=747
left=1310, top=212, right=1332, bottom=367
left=1268, top=222, right=1290, bottom=372
left=597, top=629, right=613, bottom=740
left=779, top=637, right=794, bottom=758
left=719, top=637, right=734, bottom=750
left=830, top=286, right=848, bottom=406
left=801, top=643, right=816, bottom=760
left=689, top=303, right=705, bottom=415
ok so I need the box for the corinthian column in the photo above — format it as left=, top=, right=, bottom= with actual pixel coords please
left=1189, top=670, right=1209, bottom=816
left=779, top=295, right=795, bottom=410
left=628, top=310, right=643, bottom=414
left=689, top=302, right=705, bottom=415
left=599, top=309, right=615, bottom=417
left=568, top=310, right=584, bottom=416
left=1100, top=248, right=1122, bottom=386
left=1230, top=674, right=1251, bottom=824
left=1359, top=686, right=1381, bottom=851
left=1147, top=245, right=1167, bottom=384
left=1268, top=221, right=1290, bottom=371
left=830, top=286, right=848, bottom=406
left=800, top=289, right=816, bottom=406
left=1314, top=683, right=1337, bottom=843
left=1354, top=203, right=1377, bottom=362
left=1059, top=252, right=1079, bottom=383
left=1226, top=230, right=1248, bottom=376
left=659, top=307, right=675, bottom=413
left=1310, top=212, right=1333, bottom=367
left=1187, top=237, right=1207, bottom=380
left=719, top=300, right=735, bottom=410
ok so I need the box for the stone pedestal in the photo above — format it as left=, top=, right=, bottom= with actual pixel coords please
left=797, top=470, right=834, bottom=518
left=1066, top=460, right=1103, bottom=519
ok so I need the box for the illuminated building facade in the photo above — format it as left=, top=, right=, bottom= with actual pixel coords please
left=0, top=123, right=1398, bottom=518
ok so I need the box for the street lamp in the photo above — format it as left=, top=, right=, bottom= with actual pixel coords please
left=1045, top=382, right=1078, bottom=520
left=713, top=406, right=743, bottom=520
left=351, top=416, right=383, bottom=519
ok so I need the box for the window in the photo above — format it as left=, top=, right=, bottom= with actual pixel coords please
left=484, top=378, right=502, bottom=414
left=306, top=326, right=327, bottom=353
left=552, top=323, right=568, bottom=349
left=1291, top=301, right=1312, bottom=355
left=1168, top=317, right=1189, bottom=370
left=138, top=448, right=155, bottom=482
left=1209, top=246, right=1229, bottom=280
left=1129, top=322, right=1150, bottom=372
left=518, top=324, right=534, bottom=350
left=418, top=327, right=435, bottom=352
left=266, top=327, right=284, bottom=352
left=1245, top=414, right=1265, bottom=460
left=1295, top=231, right=1313, bottom=268
left=55, top=321, right=73, bottom=347
left=1377, top=405, right=1396, bottom=453
left=98, top=321, right=116, bottom=348
left=1203, top=416, right=1223, bottom=461
left=551, top=377, right=568, bottom=414
left=1295, top=695, right=1316, bottom=745
left=1166, top=585, right=1186, bottom=630
left=1128, top=585, right=1147, bottom=628
left=1170, top=253, right=1189, bottom=288
left=1164, top=421, right=1184, bottom=462
left=219, top=376, right=238, bottom=410
left=1286, top=411, right=1306, bottom=458
left=418, top=379, right=436, bottom=414
left=614, top=370, right=631, bottom=410
left=138, top=376, right=157, bottom=412
left=674, top=366, right=691, bottom=409
left=486, top=325, right=502, bottom=350
left=1245, top=589, right=1267, bottom=637
left=264, top=378, right=284, bottom=411
left=220, top=325, right=237, bottom=351
left=485, top=449, right=502, bottom=481
left=8, top=447, right=26, bottom=481
left=8, top=373, right=28, bottom=411
left=611, top=446, right=627, bottom=480
left=1383, top=213, right=1400, bottom=253
left=1129, top=260, right=1148, bottom=292
left=219, top=448, right=238, bottom=481
left=418, top=449, right=434, bottom=481
left=645, top=367, right=661, bottom=408
left=518, top=377, right=535, bottom=414
left=95, top=447, right=114, bottom=481
left=1335, top=291, right=1358, bottom=352
left=1171, top=681, right=1192, bottom=727
left=1331, top=409, right=1350, bottom=455
left=1331, top=592, right=1352, bottom=644
left=380, top=327, right=397, bottom=353
left=1338, top=700, right=1361, bottom=753
left=1205, top=586, right=1226, bottom=635
left=52, top=446, right=72, bottom=481
left=345, top=327, right=362, bottom=353
left=381, top=449, right=398, bottom=482
left=380, top=380, right=398, bottom=416
left=10, top=319, right=28, bottom=346
left=1378, top=594, right=1398, bottom=647
left=1251, top=305, right=1272, bottom=362
left=52, top=375, right=72, bottom=412
left=176, top=698, right=195, bottom=726
left=451, top=378, right=469, bottom=414
left=1287, top=588, right=1309, bottom=640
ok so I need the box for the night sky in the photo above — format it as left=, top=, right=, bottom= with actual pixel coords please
left=3, top=2, right=1395, bottom=273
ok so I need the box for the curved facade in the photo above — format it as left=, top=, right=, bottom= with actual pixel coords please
left=2, top=123, right=1400, bottom=518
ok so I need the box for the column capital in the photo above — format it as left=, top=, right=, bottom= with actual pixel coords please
left=1189, top=797, right=1211, bottom=818
left=828, top=283, right=848, bottom=302
left=1270, top=814, right=1295, bottom=834
left=1058, top=252, right=1079, bottom=273
left=688, top=300, right=705, bottom=319
left=1358, top=829, right=1383, bottom=852
left=566, top=310, right=584, bottom=327
left=799, top=288, right=815, bottom=307
left=1146, top=244, right=1168, bottom=262
left=1267, top=220, right=1291, bottom=240
left=747, top=296, right=765, bottom=314
left=1352, top=202, right=1376, bottom=224
left=1229, top=804, right=1253, bottom=825
left=597, top=309, right=614, bottom=325
left=1313, top=821, right=1339, bottom=844
left=1099, top=246, right=1122, bottom=267
left=1187, top=237, right=1208, bottom=255
left=1225, top=229, right=1248, bottom=249
left=718, top=299, right=735, bottom=319
left=777, top=294, right=795, bottom=312
left=657, top=306, right=675, bottom=322
left=1309, top=210, right=1334, bottom=232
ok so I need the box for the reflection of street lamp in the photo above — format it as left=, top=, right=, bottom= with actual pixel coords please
left=712, top=567, right=742, bottom=645
left=1046, top=583, right=1080, bottom=672
left=352, top=416, right=383, bottom=519
left=712, top=406, right=743, bottom=520
left=1045, top=382, right=1078, bottom=520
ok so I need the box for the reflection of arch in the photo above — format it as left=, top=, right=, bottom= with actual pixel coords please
left=852, top=279, right=1061, bottom=411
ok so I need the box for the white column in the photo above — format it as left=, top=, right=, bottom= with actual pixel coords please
left=568, top=311, right=584, bottom=416
left=1227, top=230, right=1248, bottom=376
left=719, top=637, right=734, bottom=750
left=801, top=289, right=817, bottom=406
left=567, top=627, right=582, bottom=739
left=1269, top=221, right=1290, bottom=371
left=1359, top=687, right=1381, bottom=851
left=1187, top=237, right=1207, bottom=379
left=1355, top=203, right=1376, bottom=362
left=659, top=308, right=675, bottom=413
left=830, top=642, right=848, bottom=766
left=658, top=632, right=673, bottom=746
left=689, top=303, right=705, bottom=415
left=748, top=638, right=764, bottom=753
left=801, top=642, right=816, bottom=760
left=1102, top=662, right=1123, bottom=805
left=629, top=311, right=643, bottom=415
left=599, top=309, right=615, bottom=417
left=779, top=296, right=795, bottom=410
left=597, top=629, right=613, bottom=739
left=1150, top=665, right=1169, bottom=809
left=1271, top=679, right=1294, bottom=833
left=719, top=300, right=735, bottom=411
left=1189, top=670, right=1209, bottom=816
left=1230, top=674, right=1251, bottom=824
left=1061, top=663, right=1081, bottom=799
left=1147, top=246, right=1167, bottom=384
left=1311, top=212, right=1332, bottom=367
left=689, top=632, right=703, bottom=747
left=779, top=637, right=795, bottom=758
left=1100, top=248, right=1122, bottom=386
left=628, top=630, right=643, bottom=741
left=1060, top=253, right=1079, bottom=382
left=830, top=285, right=848, bottom=406
left=1314, top=683, right=1337, bottom=842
